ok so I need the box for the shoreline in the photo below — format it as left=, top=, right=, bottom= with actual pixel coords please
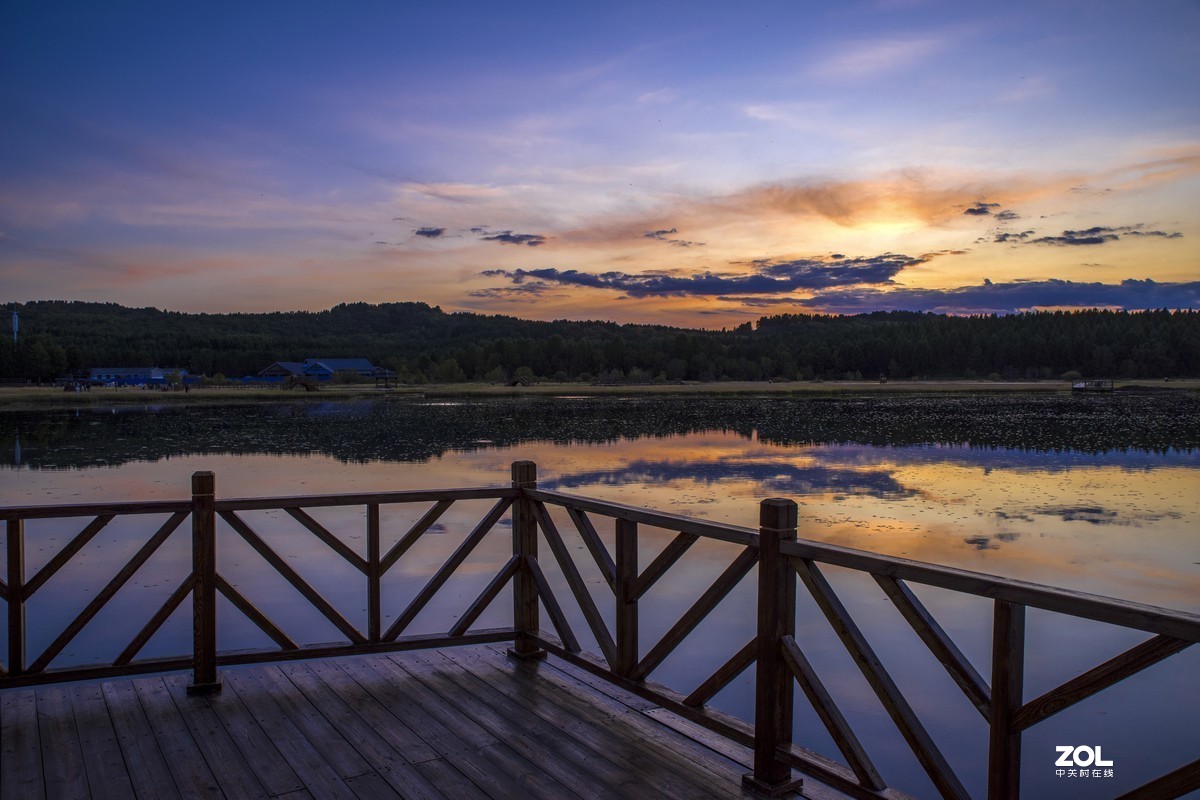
left=2, top=378, right=1198, bottom=412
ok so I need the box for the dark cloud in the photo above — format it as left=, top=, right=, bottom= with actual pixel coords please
left=468, top=224, right=549, bottom=245
left=750, top=254, right=918, bottom=286
left=993, top=230, right=1035, bottom=243
left=471, top=224, right=547, bottom=245
left=789, top=278, right=1200, bottom=314
left=466, top=281, right=564, bottom=301
left=1032, top=226, right=1121, bottom=246
left=995, top=210, right=1021, bottom=221
left=1125, top=229, right=1183, bottom=239
left=715, top=296, right=807, bottom=308
left=414, top=227, right=446, bottom=238
left=644, top=226, right=704, bottom=247
left=964, top=202, right=1001, bottom=216
left=1032, top=233, right=1117, bottom=246
left=1028, top=224, right=1183, bottom=246
left=480, top=252, right=926, bottom=298
left=480, top=230, right=547, bottom=246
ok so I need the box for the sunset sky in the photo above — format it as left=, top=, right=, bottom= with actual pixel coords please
left=2, top=1, right=1197, bottom=326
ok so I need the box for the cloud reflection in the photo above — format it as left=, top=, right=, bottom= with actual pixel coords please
left=544, top=458, right=918, bottom=499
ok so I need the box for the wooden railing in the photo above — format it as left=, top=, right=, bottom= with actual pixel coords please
left=3, top=460, right=1199, bottom=800
left=1, top=471, right=521, bottom=689
left=524, top=476, right=1200, bottom=800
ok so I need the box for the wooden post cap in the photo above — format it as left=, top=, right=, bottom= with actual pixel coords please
left=759, top=498, right=797, bottom=531
left=511, top=460, right=537, bottom=487
left=191, top=471, right=215, bottom=495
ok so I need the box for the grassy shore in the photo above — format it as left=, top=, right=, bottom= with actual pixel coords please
left=2, top=378, right=1197, bottom=411
left=415, top=379, right=1200, bottom=396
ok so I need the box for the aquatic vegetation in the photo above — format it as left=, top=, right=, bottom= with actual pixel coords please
left=3, top=392, right=1198, bottom=470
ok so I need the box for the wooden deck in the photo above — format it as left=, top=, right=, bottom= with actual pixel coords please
left=0, top=644, right=831, bottom=800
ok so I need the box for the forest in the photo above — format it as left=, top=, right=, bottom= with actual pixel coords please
left=2, top=300, right=1198, bottom=384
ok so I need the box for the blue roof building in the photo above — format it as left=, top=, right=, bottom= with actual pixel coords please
left=257, top=358, right=396, bottom=381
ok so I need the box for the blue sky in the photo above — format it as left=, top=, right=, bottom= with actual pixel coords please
left=2, top=1, right=1197, bottom=325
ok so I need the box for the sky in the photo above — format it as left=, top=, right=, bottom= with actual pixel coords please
left=2, top=1, right=1198, bottom=327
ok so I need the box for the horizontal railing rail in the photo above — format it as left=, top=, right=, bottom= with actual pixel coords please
left=3, top=461, right=1197, bottom=800
left=215, top=485, right=515, bottom=512
left=0, top=499, right=192, bottom=521
left=526, top=487, right=760, bottom=546
left=779, top=538, right=1200, bottom=643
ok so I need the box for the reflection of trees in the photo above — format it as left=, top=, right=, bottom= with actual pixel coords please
left=806, top=442, right=1200, bottom=472
left=2, top=393, right=1197, bottom=470
left=753, top=393, right=1200, bottom=453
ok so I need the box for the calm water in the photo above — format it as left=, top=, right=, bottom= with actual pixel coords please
left=2, top=393, right=1198, bottom=799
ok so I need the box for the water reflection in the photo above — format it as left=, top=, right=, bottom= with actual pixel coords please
left=3, top=394, right=1198, bottom=800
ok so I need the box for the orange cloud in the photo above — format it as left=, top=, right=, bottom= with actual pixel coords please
left=553, top=172, right=1065, bottom=250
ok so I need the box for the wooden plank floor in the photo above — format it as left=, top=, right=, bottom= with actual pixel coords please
left=0, top=645, right=828, bottom=800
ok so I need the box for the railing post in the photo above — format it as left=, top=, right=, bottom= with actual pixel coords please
left=367, top=503, right=381, bottom=642
left=508, top=460, right=544, bottom=659
left=614, top=518, right=638, bottom=678
left=7, top=519, right=25, bottom=677
left=744, top=498, right=801, bottom=797
left=188, top=471, right=221, bottom=694
left=988, top=600, right=1025, bottom=800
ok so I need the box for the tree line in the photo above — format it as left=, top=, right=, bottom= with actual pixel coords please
left=2, top=300, right=1198, bottom=383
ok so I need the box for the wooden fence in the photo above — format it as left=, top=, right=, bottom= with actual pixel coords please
left=2, top=461, right=1198, bottom=800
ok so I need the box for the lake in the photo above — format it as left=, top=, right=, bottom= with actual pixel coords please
left=2, top=392, right=1198, bottom=799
